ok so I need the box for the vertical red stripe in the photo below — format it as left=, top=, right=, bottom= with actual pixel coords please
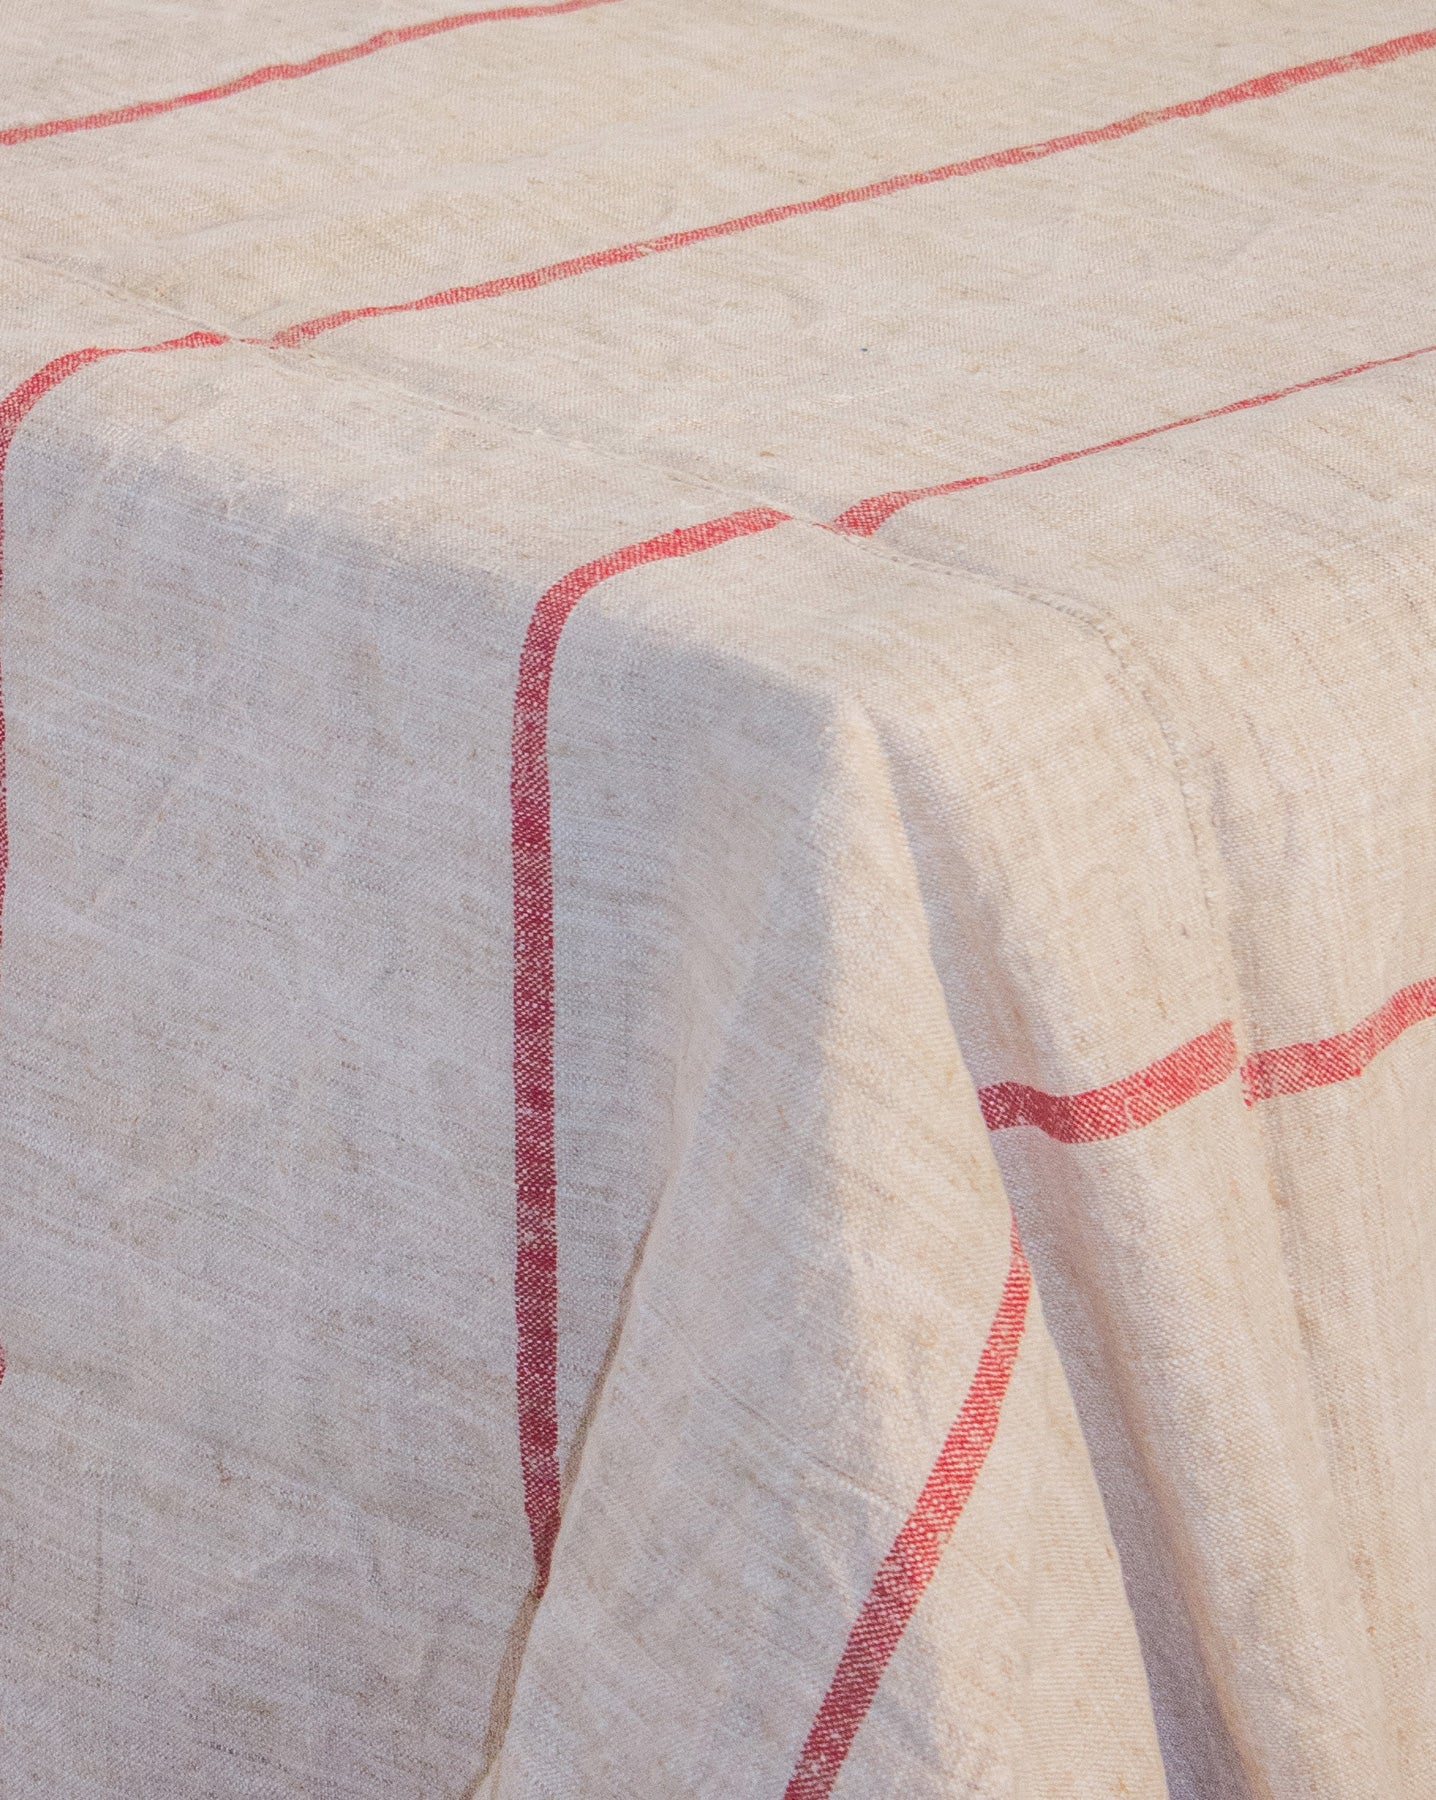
left=508, top=505, right=789, bottom=1591
left=784, top=1222, right=1032, bottom=1799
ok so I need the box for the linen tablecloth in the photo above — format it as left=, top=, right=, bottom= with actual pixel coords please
left=2, top=3, right=1434, bottom=1794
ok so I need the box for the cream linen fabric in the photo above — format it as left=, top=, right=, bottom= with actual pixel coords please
left=0, top=3, right=1433, bottom=1796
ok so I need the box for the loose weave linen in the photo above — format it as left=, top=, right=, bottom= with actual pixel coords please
left=1, top=3, right=1433, bottom=1795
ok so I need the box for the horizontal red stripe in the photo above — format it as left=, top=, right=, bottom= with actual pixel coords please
left=828, top=341, right=1436, bottom=536
left=1242, top=977, right=1436, bottom=1102
left=784, top=1222, right=1032, bottom=1800
left=978, top=1021, right=1238, bottom=1143
left=0, top=0, right=621, bottom=147
left=978, top=977, right=1436, bottom=1143
left=267, top=25, right=1436, bottom=348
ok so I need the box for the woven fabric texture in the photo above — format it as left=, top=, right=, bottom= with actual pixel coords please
left=1, top=4, right=1433, bottom=1795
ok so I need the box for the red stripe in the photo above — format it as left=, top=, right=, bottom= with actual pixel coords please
left=0, top=337, right=225, bottom=469
left=266, top=26, right=1436, bottom=349
left=784, top=1222, right=1032, bottom=1800
left=1241, top=977, right=1436, bottom=1102
left=0, top=333, right=228, bottom=471
left=508, top=506, right=789, bottom=1592
left=978, top=1021, right=1238, bottom=1143
left=0, top=1, right=621, bottom=147
left=828, top=341, right=1436, bottom=536
left=975, top=976, right=1436, bottom=1142
left=3, top=320, right=1434, bottom=1626
left=777, top=986, right=1436, bottom=1797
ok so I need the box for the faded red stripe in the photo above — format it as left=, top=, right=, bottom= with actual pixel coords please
left=978, top=1021, right=1238, bottom=1143
left=0, top=333, right=228, bottom=974
left=0, top=0, right=621, bottom=147
left=509, top=505, right=789, bottom=1592
left=268, top=26, right=1436, bottom=348
left=784, top=1222, right=1032, bottom=1800
left=829, top=341, right=1436, bottom=536
left=1242, top=977, right=1436, bottom=1102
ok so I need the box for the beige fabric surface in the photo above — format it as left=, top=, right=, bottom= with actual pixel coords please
left=0, top=3, right=1433, bottom=1795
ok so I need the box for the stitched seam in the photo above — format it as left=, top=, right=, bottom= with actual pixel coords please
left=0, top=255, right=805, bottom=530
